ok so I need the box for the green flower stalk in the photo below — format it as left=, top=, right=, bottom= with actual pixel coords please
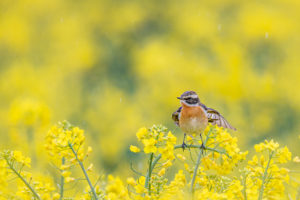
left=69, top=143, right=98, bottom=200
left=1, top=150, right=41, bottom=200
left=258, top=151, right=274, bottom=200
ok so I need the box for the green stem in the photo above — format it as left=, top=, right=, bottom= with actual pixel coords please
left=190, top=147, right=203, bottom=193
left=60, top=157, right=65, bottom=200
left=150, top=154, right=161, bottom=171
left=174, top=144, right=230, bottom=157
left=69, top=143, right=98, bottom=200
left=258, top=151, right=274, bottom=200
left=147, top=144, right=228, bottom=175
left=6, top=159, right=41, bottom=200
left=190, top=133, right=211, bottom=193
left=243, top=174, right=248, bottom=200
left=144, top=153, right=154, bottom=194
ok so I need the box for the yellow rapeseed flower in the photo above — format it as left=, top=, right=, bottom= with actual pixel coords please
left=61, top=170, right=71, bottom=177
left=176, top=154, right=186, bottom=161
left=126, top=177, right=136, bottom=186
left=106, top=175, right=130, bottom=199
left=87, top=146, right=93, bottom=155
left=158, top=168, right=166, bottom=176
left=293, top=156, right=300, bottom=163
left=65, top=177, right=75, bottom=183
left=136, top=127, right=147, bottom=140
left=142, top=138, right=157, bottom=154
left=52, top=193, right=60, bottom=200
left=12, top=151, right=23, bottom=162
left=162, top=160, right=173, bottom=168
left=130, top=145, right=141, bottom=153
left=167, top=131, right=177, bottom=144
left=11, top=151, right=31, bottom=167
left=276, top=146, right=291, bottom=163
left=158, top=145, right=175, bottom=160
left=87, top=163, right=94, bottom=171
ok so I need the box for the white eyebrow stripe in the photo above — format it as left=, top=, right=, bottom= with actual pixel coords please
left=180, top=101, right=199, bottom=107
left=185, top=94, right=198, bottom=99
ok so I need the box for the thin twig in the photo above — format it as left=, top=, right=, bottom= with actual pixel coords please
left=93, top=176, right=102, bottom=188
left=188, top=148, right=195, bottom=163
left=6, top=159, right=41, bottom=200
left=69, top=143, right=98, bottom=200
left=130, top=162, right=144, bottom=177
left=258, top=151, right=274, bottom=200
left=174, top=144, right=230, bottom=158
left=190, top=146, right=203, bottom=193
left=151, top=154, right=161, bottom=172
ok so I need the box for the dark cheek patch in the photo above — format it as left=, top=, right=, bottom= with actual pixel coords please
left=187, top=98, right=199, bottom=104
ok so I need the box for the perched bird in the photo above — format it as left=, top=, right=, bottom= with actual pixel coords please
left=172, top=91, right=236, bottom=148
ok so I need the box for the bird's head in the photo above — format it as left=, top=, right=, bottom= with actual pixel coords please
left=177, top=91, right=200, bottom=106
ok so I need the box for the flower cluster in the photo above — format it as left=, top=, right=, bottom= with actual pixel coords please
left=105, top=175, right=130, bottom=200
left=132, top=125, right=177, bottom=161
left=128, top=125, right=177, bottom=199
left=159, top=170, right=187, bottom=200
left=126, top=125, right=296, bottom=199
left=44, top=121, right=101, bottom=199
left=0, top=150, right=59, bottom=200
left=198, top=125, right=248, bottom=175
left=45, top=121, right=87, bottom=158
left=45, top=121, right=93, bottom=182
left=242, top=140, right=291, bottom=199
left=127, top=125, right=249, bottom=199
left=15, top=178, right=57, bottom=200
left=0, top=123, right=297, bottom=199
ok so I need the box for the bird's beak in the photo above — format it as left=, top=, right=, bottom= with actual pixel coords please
left=177, top=97, right=182, bottom=100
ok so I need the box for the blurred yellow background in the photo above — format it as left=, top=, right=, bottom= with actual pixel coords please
left=1, top=0, right=300, bottom=175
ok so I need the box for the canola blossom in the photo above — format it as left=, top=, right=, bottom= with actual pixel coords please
left=0, top=122, right=298, bottom=199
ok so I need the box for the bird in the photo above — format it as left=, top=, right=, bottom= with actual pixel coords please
left=172, top=91, right=236, bottom=149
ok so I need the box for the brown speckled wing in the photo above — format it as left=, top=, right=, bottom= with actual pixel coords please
left=172, top=107, right=182, bottom=126
left=200, top=103, right=236, bottom=131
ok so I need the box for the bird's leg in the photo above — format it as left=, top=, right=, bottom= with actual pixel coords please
left=181, top=133, right=187, bottom=150
left=200, top=133, right=205, bottom=150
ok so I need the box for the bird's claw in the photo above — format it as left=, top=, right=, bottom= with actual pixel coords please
left=200, top=143, right=206, bottom=150
left=181, top=142, right=187, bottom=151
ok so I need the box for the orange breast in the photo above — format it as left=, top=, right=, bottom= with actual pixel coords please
left=179, top=104, right=208, bottom=135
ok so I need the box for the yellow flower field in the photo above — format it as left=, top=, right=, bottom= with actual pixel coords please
left=0, top=123, right=297, bottom=199
left=0, top=0, right=300, bottom=199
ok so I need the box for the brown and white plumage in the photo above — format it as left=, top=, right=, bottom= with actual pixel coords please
left=172, top=91, right=236, bottom=132
left=172, top=107, right=181, bottom=126
left=201, top=104, right=236, bottom=130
